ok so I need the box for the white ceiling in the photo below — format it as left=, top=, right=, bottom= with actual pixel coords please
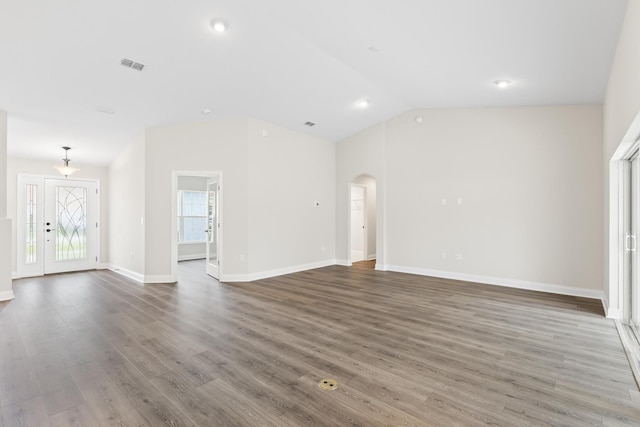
left=0, top=0, right=629, bottom=166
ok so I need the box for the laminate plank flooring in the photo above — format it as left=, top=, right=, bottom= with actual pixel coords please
left=1, top=261, right=639, bottom=426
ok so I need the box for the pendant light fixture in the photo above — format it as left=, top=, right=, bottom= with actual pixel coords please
left=54, top=146, right=79, bottom=177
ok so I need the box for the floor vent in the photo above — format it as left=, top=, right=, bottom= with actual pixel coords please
left=318, top=379, right=338, bottom=390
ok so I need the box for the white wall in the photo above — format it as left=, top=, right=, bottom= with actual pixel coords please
left=7, top=157, right=110, bottom=275
left=605, top=0, right=640, bottom=159
left=108, top=132, right=145, bottom=277
left=177, top=175, right=207, bottom=260
left=144, top=118, right=250, bottom=281
left=247, top=118, right=335, bottom=277
left=337, top=105, right=604, bottom=295
left=120, top=117, right=336, bottom=282
left=386, top=106, right=603, bottom=292
left=604, top=0, right=640, bottom=313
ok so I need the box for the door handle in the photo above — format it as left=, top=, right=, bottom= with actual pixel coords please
left=626, top=234, right=637, bottom=252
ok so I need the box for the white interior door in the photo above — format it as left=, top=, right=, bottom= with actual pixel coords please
left=350, top=185, right=366, bottom=262
left=206, top=177, right=220, bottom=279
left=43, top=179, right=98, bottom=274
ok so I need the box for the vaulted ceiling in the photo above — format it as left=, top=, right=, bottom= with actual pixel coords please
left=0, top=0, right=629, bottom=165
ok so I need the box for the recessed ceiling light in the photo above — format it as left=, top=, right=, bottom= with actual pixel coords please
left=415, top=116, right=423, bottom=123
left=494, top=80, right=512, bottom=89
left=356, top=99, right=370, bottom=108
left=210, top=19, right=228, bottom=33
left=201, top=108, right=212, bottom=115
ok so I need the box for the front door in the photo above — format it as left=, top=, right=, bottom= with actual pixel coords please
left=18, top=175, right=99, bottom=276
left=205, top=177, right=220, bottom=279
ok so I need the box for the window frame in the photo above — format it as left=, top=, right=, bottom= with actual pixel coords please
left=177, top=190, right=208, bottom=244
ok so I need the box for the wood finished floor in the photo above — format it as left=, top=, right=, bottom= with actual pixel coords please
left=1, top=262, right=639, bottom=426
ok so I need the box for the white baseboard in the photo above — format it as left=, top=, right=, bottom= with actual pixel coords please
left=106, top=264, right=175, bottom=284
left=367, top=254, right=377, bottom=261
left=606, top=307, right=623, bottom=319
left=335, top=259, right=351, bottom=266
left=144, top=275, right=177, bottom=284
left=178, top=254, right=206, bottom=261
left=0, top=290, right=15, bottom=301
left=107, top=264, right=144, bottom=283
left=12, top=272, right=44, bottom=279
left=385, top=264, right=605, bottom=300
left=220, top=273, right=249, bottom=282
left=601, top=294, right=620, bottom=319
left=223, top=259, right=337, bottom=283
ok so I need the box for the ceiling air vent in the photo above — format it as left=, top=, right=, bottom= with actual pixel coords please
left=304, top=121, right=316, bottom=127
left=120, top=58, right=145, bottom=71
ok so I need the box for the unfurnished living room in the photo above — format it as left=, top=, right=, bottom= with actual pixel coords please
left=1, top=0, right=640, bottom=426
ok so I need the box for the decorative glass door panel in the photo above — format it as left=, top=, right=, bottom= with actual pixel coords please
left=55, top=186, right=88, bottom=261
left=44, top=179, right=97, bottom=274
left=25, top=184, right=38, bottom=265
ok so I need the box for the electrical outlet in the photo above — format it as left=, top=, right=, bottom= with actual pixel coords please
left=456, top=253, right=463, bottom=261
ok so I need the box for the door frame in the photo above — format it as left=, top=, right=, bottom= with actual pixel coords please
left=205, top=177, right=220, bottom=279
left=609, top=111, right=640, bottom=319
left=16, top=174, right=101, bottom=278
left=170, top=171, right=222, bottom=282
left=609, top=113, right=640, bottom=389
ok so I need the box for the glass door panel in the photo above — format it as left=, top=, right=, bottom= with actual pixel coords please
left=631, top=156, right=640, bottom=335
left=206, top=178, right=219, bottom=279
left=55, top=185, right=88, bottom=261
left=44, top=179, right=97, bottom=274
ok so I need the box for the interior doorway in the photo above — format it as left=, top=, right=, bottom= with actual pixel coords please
left=171, top=171, right=222, bottom=282
left=349, top=174, right=377, bottom=268
left=17, top=175, right=100, bottom=277
left=350, top=185, right=366, bottom=262
left=206, top=177, right=220, bottom=279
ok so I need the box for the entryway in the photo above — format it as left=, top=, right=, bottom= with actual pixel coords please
left=17, top=175, right=99, bottom=277
left=349, top=174, right=376, bottom=268
left=171, top=171, right=222, bottom=281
